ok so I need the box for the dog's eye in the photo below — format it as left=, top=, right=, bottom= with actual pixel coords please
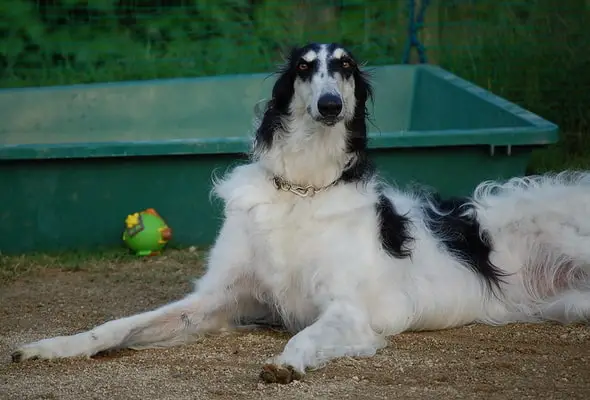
left=297, top=62, right=309, bottom=71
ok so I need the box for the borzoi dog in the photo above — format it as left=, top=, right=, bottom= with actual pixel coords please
left=11, top=43, right=590, bottom=384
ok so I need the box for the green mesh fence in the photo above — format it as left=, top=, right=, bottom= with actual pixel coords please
left=1, top=0, right=589, bottom=137
left=0, top=1, right=411, bottom=86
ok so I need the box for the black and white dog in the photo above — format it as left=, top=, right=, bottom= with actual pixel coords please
left=12, top=43, right=590, bottom=384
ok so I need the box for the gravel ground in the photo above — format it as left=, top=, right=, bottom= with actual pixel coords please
left=0, top=250, right=589, bottom=400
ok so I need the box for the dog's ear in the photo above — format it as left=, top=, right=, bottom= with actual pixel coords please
left=345, top=62, right=374, bottom=154
left=345, top=49, right=372, bottom=108
left=270, top=46, right=300, bottom=113
left=254, top=48, right=300, bottom=153
left=339, top=46, right=373, bottom=110
left=278, top=45, right=301, bottom=65
left=353, top=66, right=374, bottom=110
left=270, top=74, right=295, bottom=113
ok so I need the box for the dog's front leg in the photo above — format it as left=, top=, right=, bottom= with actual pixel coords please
left=259, top=301, right=387, bottom=384
left=12, top=213, right=256, bottom=362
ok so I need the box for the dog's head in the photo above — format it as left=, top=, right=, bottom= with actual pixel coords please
left=287, top=43, right=361, bottom=126
left=255, top=43, right=373, bottom=153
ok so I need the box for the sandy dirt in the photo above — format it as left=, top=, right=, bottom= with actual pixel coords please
left=0, top=250, right=589, bottom=400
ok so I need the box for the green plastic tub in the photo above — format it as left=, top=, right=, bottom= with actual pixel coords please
left=0, top=65, right=558, bottom=254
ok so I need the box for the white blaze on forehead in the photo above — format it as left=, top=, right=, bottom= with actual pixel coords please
left=302, top=50, right=317, bottom=62
left=317, top=45, right=330, bottom=75
left=332, top=48, right=347, bottom=59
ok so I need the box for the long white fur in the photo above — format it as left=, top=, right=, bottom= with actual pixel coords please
left=11, top=44, right=590, bottom=378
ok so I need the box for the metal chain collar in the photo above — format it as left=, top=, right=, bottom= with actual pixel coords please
left=272, top=176, right=338, bottom=198
left=271, top=156, right=355, bottom=198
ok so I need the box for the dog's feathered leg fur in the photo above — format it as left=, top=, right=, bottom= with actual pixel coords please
left=472, top=172, right=590, bottom=324
left=11, top=213, right=266, bottom=361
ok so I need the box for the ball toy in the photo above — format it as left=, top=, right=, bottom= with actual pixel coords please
left=122, top=208, right=172, bottom=256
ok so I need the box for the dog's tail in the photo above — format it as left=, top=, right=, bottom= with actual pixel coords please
left=472, top=171, right=590, bottom=323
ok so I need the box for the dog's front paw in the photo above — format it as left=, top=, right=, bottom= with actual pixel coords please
left=11, top=348, right=33, bottom=363
left=11, top=341, right=54, bottom=362
left=12, top=335, right=87, bottom=362
left=259, top=363, right=304, bottom=384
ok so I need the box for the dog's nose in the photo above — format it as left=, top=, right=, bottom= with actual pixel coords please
left=317, top=94, right=343, bottom=118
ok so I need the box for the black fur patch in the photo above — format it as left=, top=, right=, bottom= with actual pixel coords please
left=340, top=152, right=375, bottom=183
left=255, top=44, right=319, bottom=151
left=342, top=46, right=373, bottom=156
left=327, top=48, right=356, bottom=80
left=376, top=194, right=414, bottom=259
left=340, top=47, right=374, bottom=183
left=294, top=43, right=322, bottom=82
left=422, top=195, right=507, bottom=291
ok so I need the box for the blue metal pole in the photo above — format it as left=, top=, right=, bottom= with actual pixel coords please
left=402, top=0, right=430, bottom=64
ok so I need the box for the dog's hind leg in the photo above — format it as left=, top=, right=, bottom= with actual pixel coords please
left=511, top=200, right=590, bottom=323
left=535, top=289, right=590, bottom=323
left=527, top=226, right=590, bottom=323
left=475, top=172, right=590, bottom=324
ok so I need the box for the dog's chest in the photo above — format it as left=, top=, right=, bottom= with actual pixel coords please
left=216, top=167, right=380, bottom=324
left=248, top=199, right=323, bottom=273
left=244, top=198, right=341, bottom=319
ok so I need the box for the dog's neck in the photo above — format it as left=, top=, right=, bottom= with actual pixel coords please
left=255, top=115, right=356, bottom=190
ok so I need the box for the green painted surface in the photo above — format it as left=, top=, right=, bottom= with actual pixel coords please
left=0, top=65, right=558, bottom=254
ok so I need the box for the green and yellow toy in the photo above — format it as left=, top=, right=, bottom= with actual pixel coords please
left=122, top=208, right=172, bottom=256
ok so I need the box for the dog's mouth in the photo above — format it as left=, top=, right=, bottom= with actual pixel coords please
left=307, top=107, right=344, bottom=126
left=318, top=116, right=343, bottom=126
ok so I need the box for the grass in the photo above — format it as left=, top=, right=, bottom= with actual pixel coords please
left=1, top=1, right=589, bottom=174
left=429, top=0, right=590, bottom=173
left=0, top=247, right=206, bottom=283
left=0, top=1, right=409, bottom=87
left=528, top=132, right=590, bottom=173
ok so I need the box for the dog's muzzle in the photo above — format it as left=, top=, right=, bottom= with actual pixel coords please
left=316, top=93, right=343, bottom=125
